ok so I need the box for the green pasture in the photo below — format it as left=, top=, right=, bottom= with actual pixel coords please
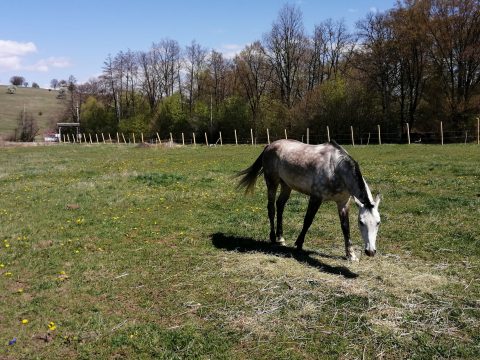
left=0, top=85, right=66, bottom=136
left=0, top=143, right=479, bottom=359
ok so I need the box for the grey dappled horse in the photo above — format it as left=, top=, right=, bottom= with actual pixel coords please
left=236, top=139, right=381, bottom=261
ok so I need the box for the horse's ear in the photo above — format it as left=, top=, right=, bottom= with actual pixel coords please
left=374, top=193, right=381, bottom=208
left=353, top=196, right=364, bottom=208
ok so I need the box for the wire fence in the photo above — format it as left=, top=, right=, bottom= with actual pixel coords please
left=53, top=120, right=480, bottom=146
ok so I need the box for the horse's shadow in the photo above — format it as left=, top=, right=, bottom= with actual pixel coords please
left=210, top=233, right=358, bottom=279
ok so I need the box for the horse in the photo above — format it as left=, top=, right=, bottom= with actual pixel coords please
left=236, top=139, right=381, bottom=261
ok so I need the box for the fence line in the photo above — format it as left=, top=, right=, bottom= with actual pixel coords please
left=55, top=121, right=480, bottom=146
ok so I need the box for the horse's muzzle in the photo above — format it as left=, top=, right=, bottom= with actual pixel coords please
left=365, top=249, right=376, bottom=257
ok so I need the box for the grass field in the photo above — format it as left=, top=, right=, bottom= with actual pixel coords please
left=0, top=143, right=479, bottom=359
left=0, top=85, right=67, bottom=137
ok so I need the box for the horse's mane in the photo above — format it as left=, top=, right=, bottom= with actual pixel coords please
left=330, top=140, right=374, bottom=209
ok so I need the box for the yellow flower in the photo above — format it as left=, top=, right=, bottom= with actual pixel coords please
left=21, top=319, right=29, bottom=324
left=48, top=322, right=57, bottom=331
left=4, top=272, right=12, bottom=277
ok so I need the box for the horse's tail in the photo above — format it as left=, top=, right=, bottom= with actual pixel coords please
left=236, top=147, right=266, bottom=194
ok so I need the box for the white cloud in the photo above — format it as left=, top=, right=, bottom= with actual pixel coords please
left=25, top=57, right=71, bottom=72
left=218, top=43, right=245, bottom=59
left=0, top=40, right=37, bottom=57
left=0, top=39, right=70, bottom=73
left=370, top=7, right=378, bottom=14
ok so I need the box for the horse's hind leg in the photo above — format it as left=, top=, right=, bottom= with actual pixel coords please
left=295, top=196, right=322, bottom=250
left=275, top=182, right=291, bottom=245
left=266, top=179, right=279, bottom=243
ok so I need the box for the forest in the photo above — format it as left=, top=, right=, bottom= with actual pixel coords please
left=59, top=0, right=480, bottom=144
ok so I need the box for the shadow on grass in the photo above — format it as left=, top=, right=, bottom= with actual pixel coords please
left=210, top=233, right=358, bottom=279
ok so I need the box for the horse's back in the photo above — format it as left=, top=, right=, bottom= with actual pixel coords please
left=263, top=140, right=344, bottom=196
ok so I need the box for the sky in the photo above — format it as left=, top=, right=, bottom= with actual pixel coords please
left=0, top=0, right=395, bottom=89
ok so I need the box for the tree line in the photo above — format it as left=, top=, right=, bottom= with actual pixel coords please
left=62, top=0, right=479, bottom=143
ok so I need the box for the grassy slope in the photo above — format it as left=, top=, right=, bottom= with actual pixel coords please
left=0, top=144, right=479, bottom=359
left=0, top=85, right=67, bottom=137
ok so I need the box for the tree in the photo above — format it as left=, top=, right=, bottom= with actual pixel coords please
left=184, top=40, right=207, bottom=115
left=423, top=0, right=480, bottom=125
left=390, top=1, right=430, bottom=131
left=263, top=4, right=307, bottom=109
left=32, top=82, right=40, bottom=89
left=50, top=78, right=59, bottom=89
left=355, top=11, right=400, bottom=130
left=10, top=76, right=25, bottom=86
left=13, top=109, right=39, bottom=141
left=235, top=41, right=272, bottom=136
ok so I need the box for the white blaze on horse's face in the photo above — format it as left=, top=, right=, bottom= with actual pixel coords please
left=354, top=195, right=381, bottom=257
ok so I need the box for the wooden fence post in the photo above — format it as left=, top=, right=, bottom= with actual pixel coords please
left=156, top=132, right=161, bottom=144
left=251, top=128, right=254, bottom=145
left=284, top=129, right=288, bottom=139
left=89, top=133, right=93, bottom=144
left=377, top=125, right=381, bottom=145
left=121, top=133, right=126, bottom=144
left=205, top=132, right=209, bottom=146
left=193, top=133, right=196, bottom=146
left=477, top=117, right=479, bottom=145
left=101, top=133, right=105, bottom=144
left=326, top=126, right=330, bottom=142
left=234, top=129, right=238, bottom=145
left=440, top=121, right=444, bottom=145
left=116, top=132, right=120, bottom=144
left=219, top=131, right=223, bottom=146
left=132, top=133, right=135, bottom=144
left=307, top=128, right=309, bottom=144
left=267, top=129, right=270, bottom=144
left=170, top=132, right=173, bottom=146
left=350, top=126, right=355, bottom=146
left=406, top=123, right=411, bottom=144
left=181, top=133, right=185, bottom=146
left=141, top=133, right=144, bottom=143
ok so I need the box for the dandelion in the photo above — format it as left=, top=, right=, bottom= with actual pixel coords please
left=21, top=319, right=29, bottom=324
left=57, top=271, right=69, bottom=281
left=48, top=322, right=57, bottom=331
left=4, top=272, right=12, bottom=277
left=0, top=263, right=4, bottom=268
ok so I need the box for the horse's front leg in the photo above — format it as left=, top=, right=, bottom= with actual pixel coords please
left=337, top=200, right=358, bottom=261
left=295, top=196, right=321, bottom=250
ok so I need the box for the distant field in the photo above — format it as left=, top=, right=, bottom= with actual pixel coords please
left=0, top=144, right=479, bottom=359
left=0, top=85, right=67, bottom=138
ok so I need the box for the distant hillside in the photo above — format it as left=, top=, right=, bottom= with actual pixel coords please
left=0, top=85, right=68, bottom=139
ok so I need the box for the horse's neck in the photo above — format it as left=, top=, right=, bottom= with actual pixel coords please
left=337, top=157, right=373, bottom=205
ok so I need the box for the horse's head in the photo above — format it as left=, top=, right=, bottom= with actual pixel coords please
left=354, top=194, right=381, bottom=257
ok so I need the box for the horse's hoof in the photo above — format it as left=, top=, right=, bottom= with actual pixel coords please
left=346, top=253, right=359, bottom=262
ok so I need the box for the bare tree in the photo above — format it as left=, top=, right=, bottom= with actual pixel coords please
left=355, top=11, right=400, bottom=126
left=235, top=41, right=272, bottom=135
left=50, top=78, right=59, bottom=90
left=424, top=0, right=480, bottom=124
left=184, top=40, right=207, bottom=115
left=391, top=1, right=430, bottom=130
left=263, top=4, right=307, bottom=109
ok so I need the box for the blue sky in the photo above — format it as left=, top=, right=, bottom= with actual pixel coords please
left=0, top=0, right=395, bottom=88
